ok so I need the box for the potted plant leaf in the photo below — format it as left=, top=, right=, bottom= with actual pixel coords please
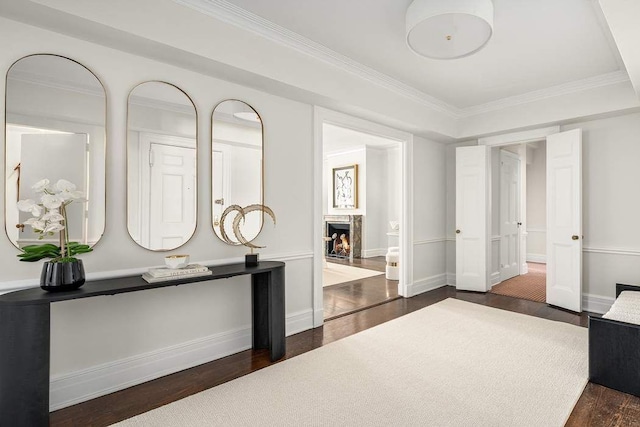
left=17, top=179, right=92, bottom=291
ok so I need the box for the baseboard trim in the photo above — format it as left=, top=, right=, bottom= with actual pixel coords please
left=446, top=272, right=456, bottom=286
left=582, top=293, right=614, bottom=315
left=50, top=309, right=313, bottom=411
left=408, top=273, right=447, bottom=297
left=361, top=248, right=387, bottom=258
left=527, top=254, right=547, bottom=263
left=490, top=272, right=501, bottom=287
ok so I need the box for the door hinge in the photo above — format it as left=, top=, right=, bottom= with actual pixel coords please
left=149, top=148, right=154, bottom=167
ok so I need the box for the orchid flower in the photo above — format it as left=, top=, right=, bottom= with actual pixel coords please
left=17, top=178, right=88, bottom=261
left=17, top=199, right=43, bottom=217
left=31, top=179, right=51, bottom=193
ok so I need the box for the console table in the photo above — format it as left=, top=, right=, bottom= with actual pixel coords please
left=0, top=261, right=285, bottom=426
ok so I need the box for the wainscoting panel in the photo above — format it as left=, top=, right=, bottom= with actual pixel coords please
left=412, top=239, right=447, bottom=296
left=50, top=309, right=313, bottom=411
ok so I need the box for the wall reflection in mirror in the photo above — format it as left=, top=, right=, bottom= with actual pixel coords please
left=5, top=54, right=106, bottom=249
left=127, top=82, right=197, bottom=251
left=212, top=100, right=263, bottom=245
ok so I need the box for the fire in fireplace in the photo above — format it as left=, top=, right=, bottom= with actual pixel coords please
left=326, top=222, right=350, bottom=258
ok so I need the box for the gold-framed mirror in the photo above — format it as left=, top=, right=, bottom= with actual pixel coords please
left=4, top=54, right=106, bottom=250
left=211, top=100, right=264, bottom=245
left=126, top=81, right=197, bottom=251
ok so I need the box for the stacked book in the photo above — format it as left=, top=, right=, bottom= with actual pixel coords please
left=142, top=264, right=212, bottom=283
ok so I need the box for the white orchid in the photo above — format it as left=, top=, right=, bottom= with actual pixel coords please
left=31, top=178, right=51, bottom=193
left=41, top=194, right=63, bottom=210
left=17, top=178, right=84, bottom=249
left=41, top=211, right=64, bottom=223
left=58, top=190, right=84, bottom=202
left=24, top=217, right=46, bottom=231
left=55, top=179, right=76, bottom=192
left=17, top=199, right=43, bottom=217
left=17, top=178, right=93, bottom=263
left=43, top=222, right=65, bottom=234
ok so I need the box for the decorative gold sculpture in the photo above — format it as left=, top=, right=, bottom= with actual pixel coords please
left=217, top=204, right=276, bottom=266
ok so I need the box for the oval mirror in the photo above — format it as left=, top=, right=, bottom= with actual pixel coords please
left=127, top=82, right=197, bottom=251
left=212, top=100, right=263, bottom=245
left=5, top=54, right=106, bottom=250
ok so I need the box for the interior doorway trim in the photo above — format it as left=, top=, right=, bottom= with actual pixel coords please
left=313, top=107, right=414, bottom=327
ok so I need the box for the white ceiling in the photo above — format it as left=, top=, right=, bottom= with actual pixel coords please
left=221, top=0, right=626, bottom=108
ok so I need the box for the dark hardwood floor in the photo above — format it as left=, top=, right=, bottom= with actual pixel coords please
left=323, top=256, right=399, bottom=319
left=51, top=286, right=640, bottom=426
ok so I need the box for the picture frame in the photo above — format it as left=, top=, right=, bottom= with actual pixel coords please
left=332, top=164, right=358, bottom=209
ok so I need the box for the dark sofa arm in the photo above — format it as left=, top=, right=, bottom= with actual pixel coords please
left=616, top=283, right=640, bottom=298
left=589, top=316, right=640, bottom=397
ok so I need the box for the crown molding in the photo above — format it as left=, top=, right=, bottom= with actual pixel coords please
left=460, top=70, right=630, bottom=116
left=174, top=0, right=631, bottom=121
left=172, top=0, right=461, bottom=118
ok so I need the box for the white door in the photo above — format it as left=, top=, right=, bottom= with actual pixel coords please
left=456, top=146, right=490, bottom=292
left=546, top=129, right=582, bottom=312
left=500, top=150, right=521, bottom=281
left=148, top=143, right=196, bottom=250
left=20, top=133, right=88, bottom=245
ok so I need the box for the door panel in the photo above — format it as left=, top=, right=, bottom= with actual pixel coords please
left=456, top=146, right=489, bottom=292
left=546, top=129, right=582, bottom=312
left=500, top=151, right=520, bottom=281
left=149, top=143, right=196, bottom=251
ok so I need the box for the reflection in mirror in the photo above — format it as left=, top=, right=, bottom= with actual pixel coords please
left=212, top=100, right=263, bottom=245
left=127, top=82, right=197, bottom=251
left=5, top=55, right=106, bottom=249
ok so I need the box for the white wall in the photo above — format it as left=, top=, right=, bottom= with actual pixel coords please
left=386, top=147, right=401, bottom=249
left=411, top=137, right=447, bottom=295
left=526, top=141, right=546, bottom=262
left=0, top=19, right=314, bottom=410
left=364, top=147, right=385, bottom=257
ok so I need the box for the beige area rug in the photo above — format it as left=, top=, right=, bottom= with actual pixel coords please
left=114, top=299, right=588, bottom=427
left=322, top=262, right=384, bottom=287
left=491, top=263, right=546, bottom=303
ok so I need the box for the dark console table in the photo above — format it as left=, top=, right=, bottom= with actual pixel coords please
left=0, top=261, right=285, bottom=426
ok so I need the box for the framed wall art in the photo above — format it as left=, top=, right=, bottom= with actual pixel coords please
left=332, top=164, right=358, bottom=209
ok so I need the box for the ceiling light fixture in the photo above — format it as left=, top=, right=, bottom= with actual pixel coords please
left=233, top=111, right=260, bottom=123
left=406, top=0, right=494, bottom=60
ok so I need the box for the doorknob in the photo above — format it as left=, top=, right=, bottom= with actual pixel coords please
left=456, top=229, right=461, bottom=234
left=572, top=235, right=579, bottom=240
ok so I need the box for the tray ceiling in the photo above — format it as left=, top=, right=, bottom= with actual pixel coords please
left=214, top=0, right=626, bottom=109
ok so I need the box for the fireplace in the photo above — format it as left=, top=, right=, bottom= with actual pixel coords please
left=324, top=215, right=362, bottom=260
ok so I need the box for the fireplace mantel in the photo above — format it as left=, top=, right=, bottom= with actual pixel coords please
left=324, top=215, right=362, bottom=260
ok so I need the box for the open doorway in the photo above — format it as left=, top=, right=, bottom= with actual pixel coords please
left=490, top=141, right=547, bottom=303
left=321, top=123, right=402, bottom=319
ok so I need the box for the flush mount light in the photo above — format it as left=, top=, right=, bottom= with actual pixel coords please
left=233, top=111, right=260, bottom=123
left=406, top=0, right=494, bottom=60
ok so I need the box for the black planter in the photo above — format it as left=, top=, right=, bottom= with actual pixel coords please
left=40, top=260, right=85, bottom=292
